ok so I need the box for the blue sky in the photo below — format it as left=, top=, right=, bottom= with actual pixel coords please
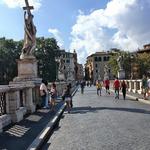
left=0, top=0, right=108, bottom=48
left=0, top=0, right=150, bottom=64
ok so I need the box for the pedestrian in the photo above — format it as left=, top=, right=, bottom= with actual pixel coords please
left=96, top=80, right=102, bottom=96
left=113, top=77, right=120, bottom=99
left=68, top=83, right=73, bottom=108
left=50, top=82, right=57, bottom=111
left=40, top=79, right=48, bottom=108
left=147, top=77, right=150, bottom=98
left=121, top=80, right=127, bottom=100
left=80, top=80, right=85, bottom=94
left=141, top=75, right=148, bottom=100
left=63, top=84, right=72, bottom=113
left=104, top=78, right=110, bottom=94
left=45, top=80, right=50, bottom=108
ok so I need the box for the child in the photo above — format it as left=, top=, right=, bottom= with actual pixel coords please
left=96, top=80, right=102, bottom=96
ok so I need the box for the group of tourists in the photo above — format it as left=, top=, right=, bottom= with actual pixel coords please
left=95, top=77, right=127, bottom=100
left=95, top=76, right=150, bottom=100
left=40, top=80, right=72, bottom=113
left=40, top=80, right=57, bottom=111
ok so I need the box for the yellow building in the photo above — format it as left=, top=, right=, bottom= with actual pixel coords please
left=85, top=52, right=113, bottom=83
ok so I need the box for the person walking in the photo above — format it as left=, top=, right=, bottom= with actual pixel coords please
left=96, top=80, right=102, bottom=96
left=121, top=80, right=127, bottom=100
left=147, top=77, right=150, bottom=98
left=141, top=75, right=148, bottom=100
left=113, top=77, right=120, bottom=99
left=80, top=80, right=85, bottom=94
left=63, top=85, right=72, bottom=113
left=50, top=82, right=57, bottom=111
left=68, top=83, right=73, bottom=108
left=104, top=78, right=110, bottom=94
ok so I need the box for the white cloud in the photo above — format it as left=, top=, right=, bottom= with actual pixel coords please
left=2, top=0, right=41, bottom=10
left=70, top=0, right=150, bottom=64
left=48, top=28, right=64, bottom=48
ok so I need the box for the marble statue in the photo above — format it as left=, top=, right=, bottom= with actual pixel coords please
left=117, top=55, right=124, bottom=70
left=20, top=0, right=36, bottom=59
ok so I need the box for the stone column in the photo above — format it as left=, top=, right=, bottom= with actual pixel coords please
left=7, top=90, right=26, bottom=123
left=25, top=87, right=35, bottom=113
left=137, top=80, right=142, bottom=94
left=0, top=121, right=2, bottom=133
left=128, top=80, right=132, bottom=92
left=132, top=80, right=137, bottom=93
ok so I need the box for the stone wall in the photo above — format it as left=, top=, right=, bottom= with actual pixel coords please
left=0, top=81, right=76, bottom=132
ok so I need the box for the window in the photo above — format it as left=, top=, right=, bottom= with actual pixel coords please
left=103, top=56, right=107, bottom=61
left=66, top=59, right=70, bottom=63
left=95, top=64, right=97, bottom=68
left=96, top=70, right=98, bottom=73
left=94, top=57, right=98, bottom=61
left=107, top=56, right=110, bottom=61
left=98, top=57, right=101, bottom=61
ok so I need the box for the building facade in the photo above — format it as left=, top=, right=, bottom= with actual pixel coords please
left=77, top=63, right=84, bottom=81
left=137, top=43, right=150, bottom=54
left=85, top=52, right=113, bottom=83
left=59, top=50, right=78, bottom=81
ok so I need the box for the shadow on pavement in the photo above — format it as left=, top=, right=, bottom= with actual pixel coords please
left=70, top=106, right=150, bottom=115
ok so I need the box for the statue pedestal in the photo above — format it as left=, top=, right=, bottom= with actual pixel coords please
left=12, top=58, right=41, bottom=84
left=118, top=69, right=125, bottom=79
left=67, top=75, right=74, bottom=81
left=9, top=58, right=42, bottom=117
left=58, top=73, right=65, bottom=81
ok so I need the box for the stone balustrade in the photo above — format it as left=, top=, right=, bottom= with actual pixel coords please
left=110, top=79, right=142, bottom=94
left=125, top=79, right=142, bottom=94
left=0, top=83, right=36, bottom=132
left=0, top=80, right=76, bottom=133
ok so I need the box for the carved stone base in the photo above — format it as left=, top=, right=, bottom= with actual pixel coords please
left=11, top=107, right=27, bottom=123
left=15, top=58, right=37, bottom=79
left=118, top=69, right=125, bottom=79
left=11, top=58, right=42, bottom=84
left=58, top=73, right=65, bottom=81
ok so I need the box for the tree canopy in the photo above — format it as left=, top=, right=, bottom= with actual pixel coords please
left=0, top=37, right=61, bottom=84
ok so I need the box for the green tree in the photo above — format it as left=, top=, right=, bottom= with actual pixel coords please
left=0, top=37, right=61, bottom=84
left=136, top=53, right=150, bottom=77
left=35, top=37, right=60, bottom=82
left=0, top=38, right=22, bottom=84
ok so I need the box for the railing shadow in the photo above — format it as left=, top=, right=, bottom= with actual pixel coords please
left=70, top=106, right=150, bottom=115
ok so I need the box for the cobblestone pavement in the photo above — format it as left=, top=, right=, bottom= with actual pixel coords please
left=42, top=86, right=150, bottom=150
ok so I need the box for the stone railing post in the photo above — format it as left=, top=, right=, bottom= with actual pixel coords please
left=7, top=90, right=26, bottom=123
left=25, top=87, right=35, bottom=113
left=132, top=80, right=137, bottom=93
left=128, top=80, right=132, bottom=92
left=137, top=80, right=142, bottom=94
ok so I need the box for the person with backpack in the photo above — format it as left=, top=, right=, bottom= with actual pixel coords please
left=96, top=80, right=102, bottom=96
left=113, top=77, right=120, bottom=99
